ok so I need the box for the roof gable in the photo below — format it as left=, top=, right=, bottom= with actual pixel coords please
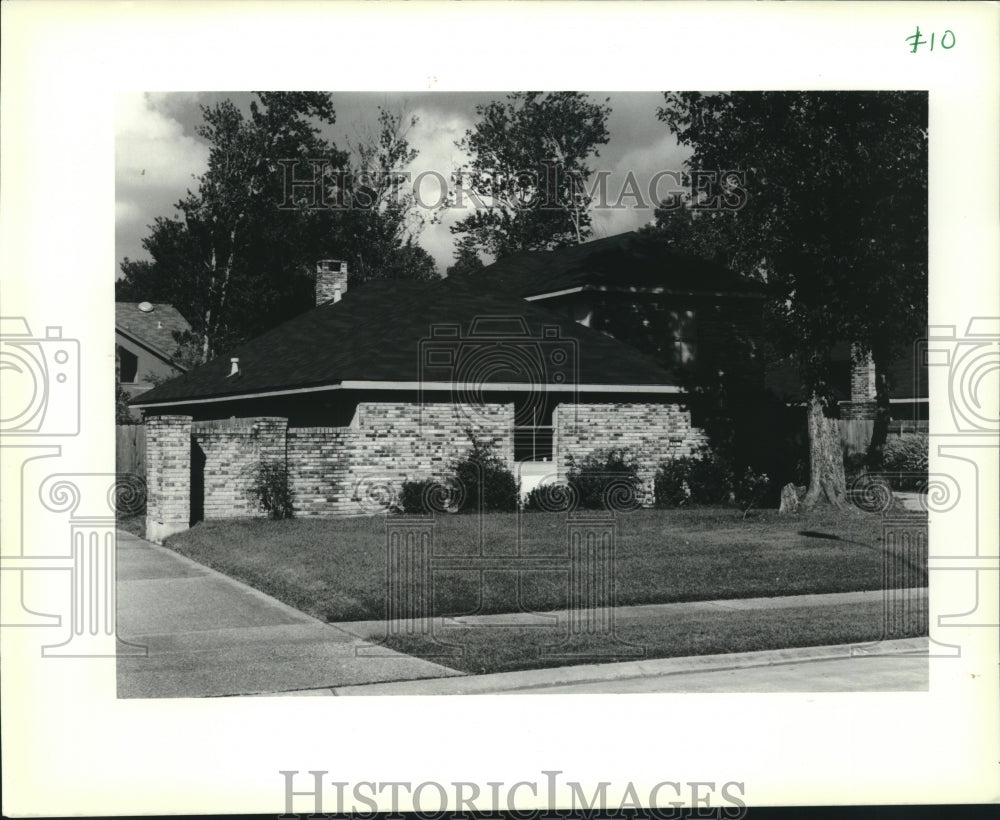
left=133, top=277, right=679, bottom=407
left=115, top=303, right=192, bottom=364
left=466, top=231, right=765, bottom=299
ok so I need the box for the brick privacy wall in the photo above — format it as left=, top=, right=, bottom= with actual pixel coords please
left=146, top=402, right=705, bottom=521
left=840, top=400, right=878, bottom=421
left=191, top=417, right=288, bottom=520
left=553, top=403, right=708, bottom=504
left=145, top=415, right=192, bottom=542
left=288, top=402, right=515, bottom=517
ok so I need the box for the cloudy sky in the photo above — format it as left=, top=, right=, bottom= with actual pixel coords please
left=115, top=91, right=692, bottom=275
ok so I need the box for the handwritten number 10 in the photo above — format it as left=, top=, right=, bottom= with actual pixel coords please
left=907, top=27, right=956, bottom=54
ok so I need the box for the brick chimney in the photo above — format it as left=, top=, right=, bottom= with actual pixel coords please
left=841, top=343, right=878, bottom=421
left=849, top=344, right=877, bottom=402
left=316, top=259, right=348, bottom=305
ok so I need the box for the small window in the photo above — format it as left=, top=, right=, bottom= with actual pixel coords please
left=666, top=309, right=697, bottom=368
left=118, top=346, right=138, bottom=383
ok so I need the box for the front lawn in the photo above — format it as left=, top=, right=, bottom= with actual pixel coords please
left=380, top=598, right=925, bottom=676
left=162, top=507, right=922, bottom=624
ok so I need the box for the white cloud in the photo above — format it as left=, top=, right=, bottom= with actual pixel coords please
left=116, top=93, right=208, bottom=190
left=406, top=108, right=474, bottom=271
left=115, top=94, right=210, bottom=266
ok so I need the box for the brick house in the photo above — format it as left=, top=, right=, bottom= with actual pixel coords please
left=115, top=302, right=192, bottom=398
left=132, top=232, right=767, bottom=540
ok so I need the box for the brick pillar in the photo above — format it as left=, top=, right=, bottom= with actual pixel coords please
left=145, top=415, right=192, bottom=543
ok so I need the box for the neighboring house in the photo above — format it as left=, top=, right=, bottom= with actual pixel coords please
left=765, top=341, right=929, bottom=425
left=469, top=231, right=766, bottom=375
left=131, top=232, right=767, bottom=534
left=115, top=302, right=192, bottom=398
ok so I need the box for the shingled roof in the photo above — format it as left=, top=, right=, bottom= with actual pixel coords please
left=465, top=231, right=765, bottom=299
left=115, top=302, right=192, bottom=365
left=132, top=275, right=681, bottom=408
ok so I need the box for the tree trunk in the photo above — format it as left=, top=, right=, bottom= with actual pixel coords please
left=802, top=392, right=847, bottom=508
left=216, top=228, right=237, bottom=318
left=201, top=306, right=212, bottom=361
left=202, top=240, right=219, bottom=361
left=865, top=352, right=891, bottom=468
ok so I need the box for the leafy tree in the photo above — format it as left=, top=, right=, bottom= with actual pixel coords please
left=446, top=240, right=485, bottom=277
left=117, top=93, right=348, bottom=360
left=343, top=107, right=439, bottom=285
left=449, top=92, right=612, bottom=259
left=116, top=382, right=138, bottom=424
left=656, top=92, right=927, bottom=507
left=117, top=95, right=438, bottom=363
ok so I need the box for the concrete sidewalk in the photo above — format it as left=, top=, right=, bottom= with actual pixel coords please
left=117, top=530, right=928, bottom=697
left=327, top=587, right=927, bottom=641
left=116, top=532, right=462, bottom=698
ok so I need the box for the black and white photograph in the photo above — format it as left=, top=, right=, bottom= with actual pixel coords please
left=2, top=1, right=997, bottom=816
left=114, top=89, right=932, bottom=699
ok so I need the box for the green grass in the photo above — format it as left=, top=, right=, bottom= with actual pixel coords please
left=380, top=599, right=927, bottom=675
left=162, top=507, right=924, bottom=623
left=116, top=514, right=146, bottom=538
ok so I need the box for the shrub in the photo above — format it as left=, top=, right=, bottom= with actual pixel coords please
left=734, top=467, right=771, bottom=514
left=397, top=479, right=432, bottom=514
left=246, top=461, right=293, bottom=519
left=523, top=482, right=574, bottom=513
left=881, top=433, right=928, bottom=490
left=654, top=450, right=737, bottom=507
left=685, top=452, right=734, bottom=504
left=451, top=437, right=519, bottom=513
left=397, top=477, right=465, bottom=514
left=566, top=449, right=643, bottom=511
left=654, top=457, right=695, bottom=507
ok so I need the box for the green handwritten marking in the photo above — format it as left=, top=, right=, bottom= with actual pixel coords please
left=906, top=26, right=926, bottom=54
left=906, top=26, right=956, bottom=54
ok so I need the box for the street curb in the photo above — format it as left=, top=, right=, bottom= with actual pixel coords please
left=329, top=637, right=930, bottom=695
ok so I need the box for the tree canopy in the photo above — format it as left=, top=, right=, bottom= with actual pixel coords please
left=117, top=93, right=438, bottom=362
left=655, top=91, right=928, bottom=504
left=449, top=92, right=612, bottom=259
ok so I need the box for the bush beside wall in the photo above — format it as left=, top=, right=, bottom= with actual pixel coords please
left=554, top=403, right=708, bottom=505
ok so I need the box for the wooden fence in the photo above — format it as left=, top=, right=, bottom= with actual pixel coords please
left=839, top=418, right=928, bottom=456
left=116, top=424, right=146, bottom=479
